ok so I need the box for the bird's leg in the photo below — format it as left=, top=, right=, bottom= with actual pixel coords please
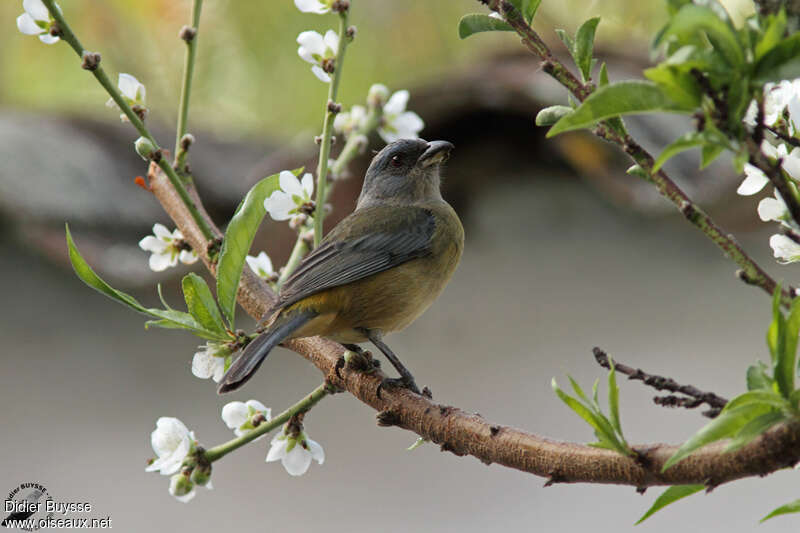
left=359, top=329, right=420, bottom=395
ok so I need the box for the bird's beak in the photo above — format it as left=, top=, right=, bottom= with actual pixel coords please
left=418, top=140, right=454, bottom=167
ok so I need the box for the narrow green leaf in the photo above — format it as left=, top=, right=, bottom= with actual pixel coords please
left=755, top=9, right=787, bottom=61
left=722, top=389, right=788, bottom=411
left=182, top=273, right=229, bottom=338
left=653, top=132, right=705, bottom=172
left=547, top=81, right=693, bottom=137
left=457, top=13, right=512, bottom=39
left=66, top=224, right=149, bottom=315
left=216, top=172, right=282, bottom=327
left=535, top=105, right=573, bottom=126
left=524, top=0, right=542, bottom=22
left=636, top=485, right=705, bottom=524
left=553, top=379, right=607, bottom=435
left=725, top=410, right=786, bottom=453
left=663, top=403, right=771, bottom=471
left=555, top=28, right=575, bottom=56
left=755, top=33, right=800, bottom=83
left=777, top=297, right=800, bottom=396
left=657, top=4, right=744, bottom=68
left=608, top=359, right=623, bottom=437
left=574, top=17, right=601, bottom=82
left=700, top=143, right=724, bottom=169
left=643, top=64, right=702, bottom=110
left=598, top=62, right=609, bottom=86
left=768, top=284, right=785, bottom=366
left=761, top=499, right=800, bottom=522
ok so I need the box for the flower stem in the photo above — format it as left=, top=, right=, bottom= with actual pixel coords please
left=174, top=0, right=203, bottom=171
left=203, top=382, right=332, bottom=463
left=313, top=9, right=351, bottom=247
left=278, top=105, right=380, bottom=283
left=40, top=0, right=216, bottom=244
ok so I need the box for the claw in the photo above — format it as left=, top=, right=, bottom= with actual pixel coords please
left=377, top=376, right=420, bottom=398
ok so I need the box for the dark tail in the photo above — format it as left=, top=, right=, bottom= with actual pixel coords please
left=217, top=309, right=317, bottom=394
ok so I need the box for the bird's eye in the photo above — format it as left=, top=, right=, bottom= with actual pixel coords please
left=390, top=155, right=403, bottom=167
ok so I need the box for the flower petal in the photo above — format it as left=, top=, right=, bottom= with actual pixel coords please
left=221, top=401, right=249, bottom=429
left=737, top=164, right=769, bottom=195
left=118, top=73, right=143, bottom=101
left=282, top=444, right=313, bottom=476
left=311, top=65, right=331, bottom=83
left=295, top=0, right=330, bottom=13
left=758, top=195, right=787, bottom=222
left=770, top=234, right=800, bottom=264
left=192, top=349, right=222, bottom=380
left=782, top=148, right=800, bottom=180
left=139, top=235, right=168, bottom=253
left=279, top=170, right=304, bottom=197
left=16, top=13, right=42, bottom=35
left=323, top=30, right=339, bottom=54
left=306, top=438, right=325, bottom=464
left=300, top=173, right=314, bottom=198
left=149, top=252, right=175, bottom=272
left=392, top=111, right=424, bottom=138
left=297, top=31, right=325, bottom=59
left=23, top=0, right=50, bottom=22
left=152, top=223, right=173, bottom=241
left=245, top=399, right=270, bottom=416
left=384, top=90, right=410, bottom=115
left=266, top=437, right=287, bottom=462
left=38, top=32, right=59, bottom=44
left=179, top=250, right=198, bottom=265
left=264, top=191, right=295, bottom=221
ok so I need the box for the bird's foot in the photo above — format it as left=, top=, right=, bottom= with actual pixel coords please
left=377, top=375, right=421, bottom=398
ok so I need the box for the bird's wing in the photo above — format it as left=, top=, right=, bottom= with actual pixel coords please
left=276, top=205, right=436, bottom=309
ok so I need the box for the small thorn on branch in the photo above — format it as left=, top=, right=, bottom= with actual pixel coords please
left=592, top=347, right=728, bottom=418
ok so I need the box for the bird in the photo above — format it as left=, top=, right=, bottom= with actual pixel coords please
left=217, top=138, right=464, bottom=395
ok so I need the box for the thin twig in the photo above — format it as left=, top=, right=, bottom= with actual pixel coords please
left=174, top=0, right=203, bottom=171
left=593, top=348, right=728, bottom=419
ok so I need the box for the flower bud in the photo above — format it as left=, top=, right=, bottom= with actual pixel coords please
left=169, top=473, right=194, bottom=498
left=367, top=84, right=390, bottom=108
left=190, top=464, right=212, bottom=487
left=134, top=136, right=157, bottom=161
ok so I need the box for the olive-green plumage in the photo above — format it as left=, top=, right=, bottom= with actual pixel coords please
left=218, top=139, right=463, bottom=394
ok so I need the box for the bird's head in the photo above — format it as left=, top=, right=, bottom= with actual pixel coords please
left=357, top=138, right=454, bottom=208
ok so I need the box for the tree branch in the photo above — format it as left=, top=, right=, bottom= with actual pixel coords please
left=495, top=0, right=792, bottom=307
left=147, top=162, right=800, bottom=488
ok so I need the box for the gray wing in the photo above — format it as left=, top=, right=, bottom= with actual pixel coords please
left=276, top=206, right=435, bottom=309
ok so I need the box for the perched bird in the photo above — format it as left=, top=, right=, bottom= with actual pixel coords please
left=218, top=139, right=463, bottom=394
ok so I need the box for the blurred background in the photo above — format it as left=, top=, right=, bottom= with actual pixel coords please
left=2, top=0, right=797, bottom=532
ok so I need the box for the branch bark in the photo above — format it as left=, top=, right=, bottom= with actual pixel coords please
left=147, top=163, right=800, bottom=488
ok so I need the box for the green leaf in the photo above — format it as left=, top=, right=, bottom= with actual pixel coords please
left=66, top=224, right=226, bottom=340
left=657, top=4, right=744, bottom=68
left=761, top=499, right=800, bottom=522
left=508, top=0, right=541, bottom=22
left=547, top=81, right=694, bottom=137
left=643, top=64, right=702, bottom=110
left=457, top=13, right=512, bottom=39
left=574, top=17, right=600, bottom=82
left=653, top=132, right=706, bottom=172
left=553, top=379, right=610, bottom=438
left=747, top=361, right=773, bottom=390
left=535, top=105, right=573, bottom=126
left=555, top=29, right=575, bottom=56
left=768, top=284, right=785, bottom=366
left=755, top=33, right=800, bottom=83
left=216, top=172, right=282, bottom=327
left=598, top=62, right=609, bottom=86
left=722, top=389, right=788, bottom=411
left=182, top=273, right=229, bottom=338
left=755, top=9, right=787, bottom=61
left=635, top=485, right=705, bottom=524
left=777, top=297, right=800, bottom=397
left=700, top=143, right=724, bottom=169
left=725, top=410, right=786, bottom=452
left=663, top=403, right=771, bottom=471
left=607, top=359, right=623, bottom=437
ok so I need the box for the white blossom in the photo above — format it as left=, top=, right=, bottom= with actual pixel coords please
left=295, top=0, right=332, bottom=14
left=297, top=30, right=339, bottom=82
left=138, top=223, right=198, bottom=272
left=266, top=430, right=325, bottom=476
left=378, top=90, right=424, bottom=143
left=16, top=0, right=59, bottom=44
left=333, top=105, right=367, bottom=136
left=737, top=164, right=770, bottom=196
left=191, top=342, right=232, bottom=383
left=106, top=73, right=147, bottom=122
left=221, top=399, right=272, bottom=438
left=246, top=252, right=277, bottom=281
left=264, top=171, right=315, bottom=224
left=770, top=234, right=800, bottom=264
left=744, top=80, right=800, bottom=133
left=146, top=417, right=195, bottom=476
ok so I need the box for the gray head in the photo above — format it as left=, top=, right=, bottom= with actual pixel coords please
left=356, top=138, right=453, bottom=208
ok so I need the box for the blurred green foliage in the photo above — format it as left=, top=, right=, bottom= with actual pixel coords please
left=1, top=0, right=750, bottom=139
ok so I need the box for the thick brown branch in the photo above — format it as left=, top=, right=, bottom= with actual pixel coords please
left=147, top=163, right=800, bottom=487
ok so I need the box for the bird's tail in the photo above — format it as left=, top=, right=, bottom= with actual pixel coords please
left=217, top=308, right=317, bottom=394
